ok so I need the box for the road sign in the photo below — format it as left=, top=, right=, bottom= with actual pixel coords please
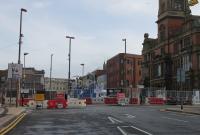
left=117, top=93, right=125, bottom=100
left=8, top=63, right=23, bottom=79
left=21, top=89, right=29, bottom=94
left=35, top=94, right=45, bottom=101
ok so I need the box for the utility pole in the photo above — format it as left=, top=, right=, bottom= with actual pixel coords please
left=17, top=8, right=27, bottom=107
left=22, top=52, right=28, bottom=106
left=66, top=36, right=75, bottom=98
left=50, top=54, right=53, bottom=100
left=122, top=38, right=127, bottom=94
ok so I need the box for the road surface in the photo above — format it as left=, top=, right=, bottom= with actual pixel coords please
left=7, top=105, right=200, bottom=135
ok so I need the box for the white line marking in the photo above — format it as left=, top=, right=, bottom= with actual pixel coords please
left=124, top=114, right=135, bottom=118
left=162, top=117, right=188, bottom=123
left=130, top=126, right=153, bottom=135
left=117, top=126, right=127, bottom=135
left=108, top=117, right=123, bottom=124
left=108, top=117, right=115, bottom=124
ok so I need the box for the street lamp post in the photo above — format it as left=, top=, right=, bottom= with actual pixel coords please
left=80, top=63, right=85, bottom=76
left=18, top=8, right=27, bottom=65
left=122, top=38, right=127, bottom=94
left=17, top=8, right=27, bottom=108
left=50, top=54, right=53, bottom=100
left=22, top=52, right=29, bottom=106
left=66, top=36, right=75, bottom=98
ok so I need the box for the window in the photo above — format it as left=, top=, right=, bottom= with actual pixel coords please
left=183, top=36, right=191, bottom=48
left=182, top=55, right=191, bottom=71
left=159, top=25, right=166, bottom=42
left=198, top=55, right=200, bottom=70
left=127, top=59, right=130, bottom=64
left=139, top=70, right=141, bottom=76
left=120, top=59, right=123, bottom=64
left=138, top=61, right=141, bottom=65
left=174, top=0, right=184, bottom=11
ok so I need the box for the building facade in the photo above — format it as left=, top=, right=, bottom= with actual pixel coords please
left=0, top=68, right=45, bottom=105
left=44, top=77, right=68, bottom=99
left=107, top=53, right=142, bottom=96
left=142, top=0, right=200, bottom=91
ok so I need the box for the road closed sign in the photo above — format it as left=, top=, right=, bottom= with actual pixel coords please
left=35, top=94, right=45, bottom=101
left=117, top=93, right=125, bottom=100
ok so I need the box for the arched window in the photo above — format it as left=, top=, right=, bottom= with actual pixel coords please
left=159, top=24, right=166, bottom=42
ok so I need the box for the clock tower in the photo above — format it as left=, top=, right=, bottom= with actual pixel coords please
left=157, top=0, right=191, bottom=42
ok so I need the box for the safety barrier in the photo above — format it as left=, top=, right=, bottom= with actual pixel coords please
left=92, top=98, right=104, bottom=104
left=67, top=98, right=86, bottom=108
left=148, top=97, right=165, bottom=105
left=47, top=100, right=57, bottom=109
left=56, top=99, right=67, bottom=109
left=118, top=98, right=129, bottom=106
left=104, top=97, right=118, bottom=104
left=129, top=98, right=139, bottom=104
left=47, top=99, right=67, bottom=109
left=85, top=98, right=92, bottom=105
left=28, top=100, right=36, bottom=108
left=18, top=98, right=33, bottom=106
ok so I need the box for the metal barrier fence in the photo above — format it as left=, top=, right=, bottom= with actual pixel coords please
left=140, top=88, right=200, bottom=104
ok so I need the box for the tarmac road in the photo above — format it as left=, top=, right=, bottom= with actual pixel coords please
left=6, top=105, right=200, bottom=135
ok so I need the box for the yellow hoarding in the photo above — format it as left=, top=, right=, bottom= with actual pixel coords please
left=35, top=94, right=45, bottom=101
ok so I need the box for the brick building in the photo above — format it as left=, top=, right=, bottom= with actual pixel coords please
left=107, top=53, right=142, bottom=96
left=0, top=68, right=45, bottom=105
left=142, top=0, right=200, bottom=91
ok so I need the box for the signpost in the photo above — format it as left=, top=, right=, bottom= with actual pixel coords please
left=8, top=63, right=23, bottom=79
left=177, top=68, right=185, bottom=110
left=8, top=63, right=23, bottom=107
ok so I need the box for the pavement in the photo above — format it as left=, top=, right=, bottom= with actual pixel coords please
left=0, top=107, right=5, bottom=115
left=0, top=107, right=26, bottom=130
left=165, top=105, right=200, bottom=115
left=5, top=105, right=200, bottom=135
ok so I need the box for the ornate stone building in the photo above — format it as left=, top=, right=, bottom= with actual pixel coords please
left=142, top=0, right=200, bottom=91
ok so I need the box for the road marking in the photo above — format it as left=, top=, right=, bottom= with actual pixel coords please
left=124, top=114, right=135, bottom=118
left=162, top=117, right=188, bottom=123
left=0, top=113, right=26, bottom=135
left=130, top=126, right=153, bottom=135
left=117, top=126, right=127, bottom=135
left=108, top=116, right=123, bottom=124
left=117, top=126, right=153, bottom=135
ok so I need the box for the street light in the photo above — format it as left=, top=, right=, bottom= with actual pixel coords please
left=122, top=38, right=127, bottom=93
left=22, top=52, right=29, bottom=106
left=80, top=63, right=85, bottom=76
left=18, top=8, right=27, bottom=64
left=23, top=52, right=29, bottom=78
left=16, top=8, right=27, bottom=108
left=50, top=54, right=53, bottom=100
left=122, top=38, right=127, bottom=54
left=66, top=36, right=75, bottom=98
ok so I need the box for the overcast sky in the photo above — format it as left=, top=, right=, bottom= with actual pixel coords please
left=0, top=0, right=199, bottom=78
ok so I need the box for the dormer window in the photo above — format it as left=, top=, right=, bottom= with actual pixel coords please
left=173, top=0, right=184, bottom=11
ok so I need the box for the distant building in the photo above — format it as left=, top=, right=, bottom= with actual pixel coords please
left=0, top=68, right=45, bottom=105
left=142, top=0, right=200, bottom=91
left=44, top=77, right=68, bottom=99
left=107, top=53, right=142, bottom=96
left=0, top=70, right=7, bottom=104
